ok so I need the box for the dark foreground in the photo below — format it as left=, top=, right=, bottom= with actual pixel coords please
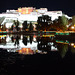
left=0, top=49, right=75, bottom=75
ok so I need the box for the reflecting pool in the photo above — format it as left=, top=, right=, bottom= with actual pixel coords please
left=0, top=34, right=75, bottom=74
left=0, top=34, right=75, bottom=56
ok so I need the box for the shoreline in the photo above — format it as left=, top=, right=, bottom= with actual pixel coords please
left=0, top=31, right=75, bottom=36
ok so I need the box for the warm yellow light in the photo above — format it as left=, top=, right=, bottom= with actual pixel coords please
left=71, top=26, right=74, bottom=29
left=33, top=37, right=36, bottom=41
left=22, top=11, right=26, bottom=14
left=71, top=43, right=74, bottom=46
left=19, top=50, right=22, bottom=53
left=26, top=8, right=28, bottom=14
left=26, top=48, right=29, bottom=54
left=74, top=45, right=75, bottom=48
left=18, top=8, right=22, bottom=12
left=66, top=25, right=69, bottom=28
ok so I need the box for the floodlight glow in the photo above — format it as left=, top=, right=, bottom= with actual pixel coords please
left=74, top=45, right=75, bottom=48
left=6, top=23, right=13, bottom=28
left=71, top=43, right=74, bottom=46
left=71, top=26, right=74, bottom=29
left=33, top=37, right=36, bottom=41
left=66, top=25, right=69, bottom=28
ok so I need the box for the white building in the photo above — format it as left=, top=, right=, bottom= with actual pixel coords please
left=0, top=7, right=71, bottom=27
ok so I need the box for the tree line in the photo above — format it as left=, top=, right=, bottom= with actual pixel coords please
left=37, top=15, right=75, bottom=31
left=0, top=15, right=75, bottom=32
left=11, top=20, right=33, bottom=32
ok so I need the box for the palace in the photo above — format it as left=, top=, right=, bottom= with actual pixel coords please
left=0, top=7, right=71, bottom=28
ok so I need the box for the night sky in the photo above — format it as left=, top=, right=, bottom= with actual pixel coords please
left=0, top=0, right=74, bottom=16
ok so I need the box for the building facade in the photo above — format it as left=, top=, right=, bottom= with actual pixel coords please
left=0, top=7, right=71, bottom=28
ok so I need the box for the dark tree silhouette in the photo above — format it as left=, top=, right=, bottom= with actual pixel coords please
left=16, top=20, right=19, bottom=31
left=37, top=15, right=51, bottom=31
left=22, top=21, right=28, bottom=31
left=30, top=35, right=33, bottom=44
left=14, top=35, right=20, bottom=46
left=29, top=22, right=33, bottom=31
left=22, top=35, right=27, bottom=45
left=2, top=24, right=6, bottom=31
left=11, top=24, right=14, bottom=31
left=37, top=37, right=52, bottom=52
left=13, top=20, right=19, bottom=31
left=57, top=16, right=68, bottom=31
left=11, top=36, right=14, bottom=42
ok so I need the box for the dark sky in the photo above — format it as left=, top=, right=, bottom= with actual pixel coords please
left=0, top=0, right=74, bottom=16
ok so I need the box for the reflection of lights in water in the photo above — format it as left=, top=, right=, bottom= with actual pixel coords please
left=39, top=41, right=41, bottom=44
left=48, top=42, right=54, bottom=45
left=45, top=45, right=46, bottom=47
left=33, top=24, right=36, bottom=28
left=7, top=49, right=10, bottom=52
left=19, top=40, right=37, bottom=50
left=21, top=35, right=23, bottom=39
left=51, top=46, right=58, bottom=51
left=19, top=50, right=22, bottom=53
left=74, top=45, right=75, bottom=48
left=6, top=35, right=11, bottom=42
left=0, top=35, right=6, bottom=39
left=26, top=48, right=28, bottom=54
left=33, top=37, right=36, bottom=41
left=71, top=43, right=74, bottom=46
left=42, top=45, right=44, bottom=47
left=17, top=48, right=34, bottom=55
left=33, top=35, right=37, bottom=41
left=33, top=24, right=36, bottom=31
left=28, top=36, right=30, bottom=40
left=37, top=50, right=47, bottom=54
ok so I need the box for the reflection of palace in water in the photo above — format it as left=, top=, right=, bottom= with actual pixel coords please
left=0, top=35, right=6, bottom=44
left=16, top=48, right=34, bottom=55
left=37, top=37, right=58, bottom=52
left=0, top=34, right=75, bottom=56
left=6, top=35, right=37, bottom=49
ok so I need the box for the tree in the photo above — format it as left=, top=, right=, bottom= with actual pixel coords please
left=13, top=20, right=19, bottom=31
left=58, top=16, right=68, bottom=31
left=0, top=17, right=5, bottom=25
left=57, top=43, right=68, bottom=58
left=30, top=36, right=33, bottom=44
left=14, top=35, right=20, bottom=46
left=36, top=24, right=41, bottom=31
left=22, top=21, right=28, bottom=31
left=2, top=24, right=6, bottom=31
left=72, top=16, right=75, bottom=25
left=37, top=15, right=51, bottom=31
left=11, top=24, right=14, bottom=31
left=29, top=22, right=33, bottom=31
left=61, top=16, right=68, bottom=26
left=49, top=19, right=58, bottom=31
left=22, top=35, right=27, bottom=45
left=16, top=20, right=19, bottom=31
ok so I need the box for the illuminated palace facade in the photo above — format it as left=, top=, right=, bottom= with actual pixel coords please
left=0, top=7, right=71, bottom=27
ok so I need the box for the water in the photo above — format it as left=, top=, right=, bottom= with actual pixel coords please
left=0, top=34, right=75, bottom=74
left=0, top=34, right=75, bottom=56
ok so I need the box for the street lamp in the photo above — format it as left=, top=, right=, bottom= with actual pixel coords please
left=74, top=45, right=75, bottom=48
left=66, top=25, right=69, bottom=28
left=71, top=26, right=74, bottom=29
left=71, top=43, right=74, bottom=46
